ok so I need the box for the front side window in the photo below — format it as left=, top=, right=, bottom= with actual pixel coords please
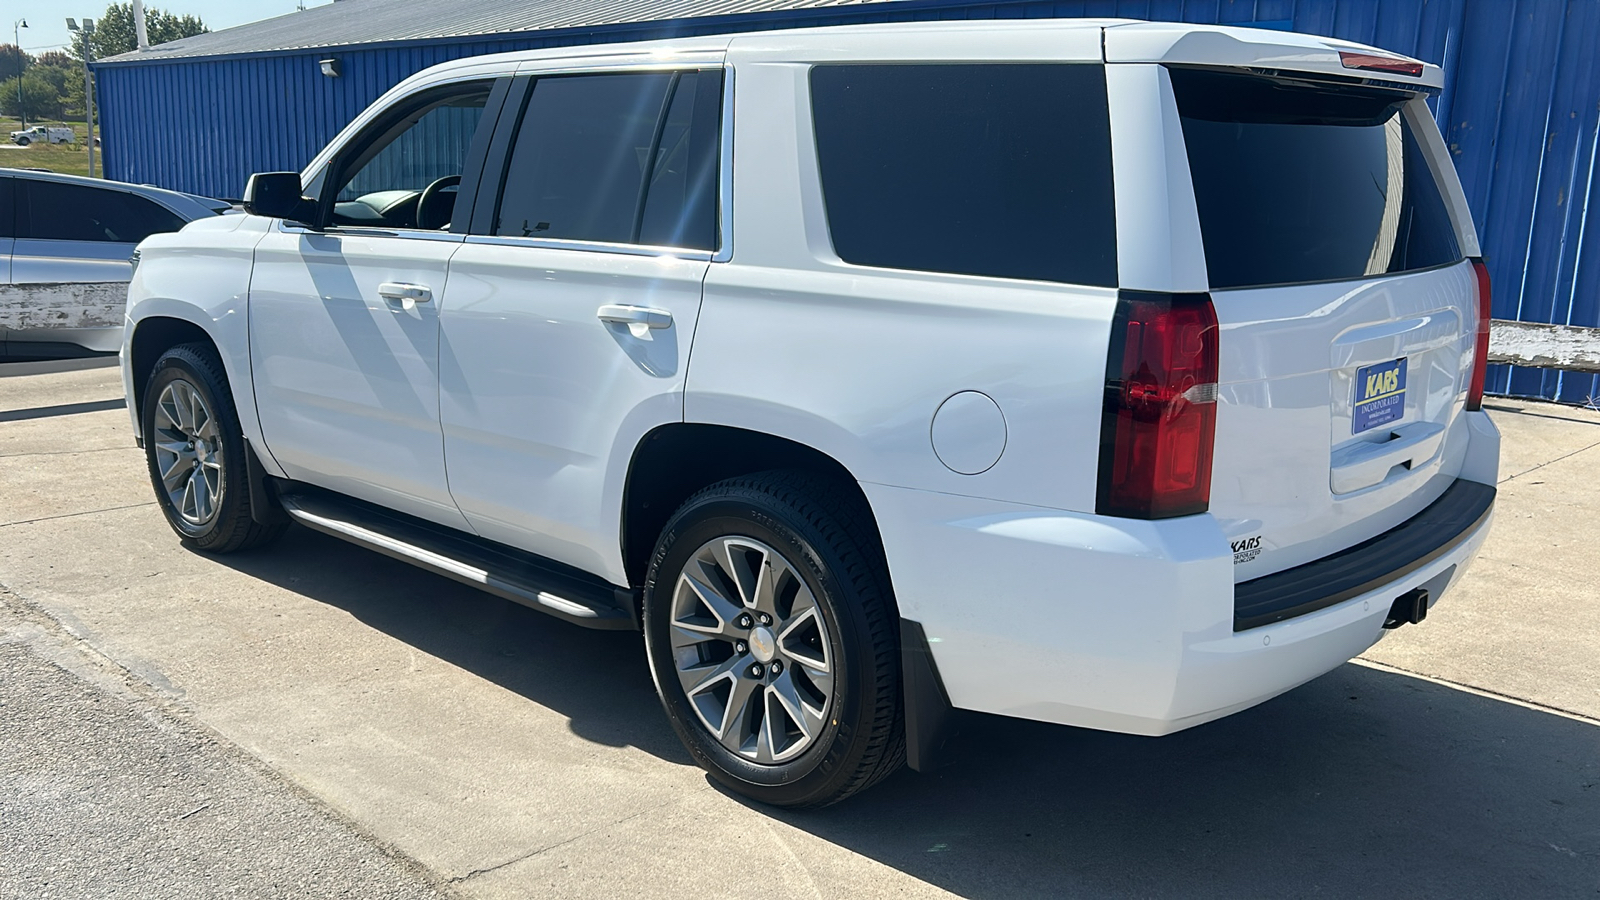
left=328, top=81, right=492, bottom=230
left=1170, top=67, right=1462, bottom=289
left=16, top=180, right=186, bottom=243
left=809, top=64, right=1117, bottom=287
left=491, top=70, right=722, bottom=250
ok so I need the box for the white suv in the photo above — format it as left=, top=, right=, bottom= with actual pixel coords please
left=121, top=20, right=1499, bottom=807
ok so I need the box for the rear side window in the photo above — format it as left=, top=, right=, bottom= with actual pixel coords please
left=0, top=178, right=12, bottom=238
left=1170, top=67, right=1462, bottom=290
left=809, top=64, right=1116, bottom=287
left=492, top=70, right=722, bottom=250
left=16, top=180, right=187, bottom=243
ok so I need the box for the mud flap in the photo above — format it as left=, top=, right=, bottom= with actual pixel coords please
left=244, top=440, right=288, bottom=525
left=901, top=618, right=962, bottom=772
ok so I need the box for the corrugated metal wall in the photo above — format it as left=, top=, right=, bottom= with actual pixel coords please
left=95, top=0, right=1600, bottom=402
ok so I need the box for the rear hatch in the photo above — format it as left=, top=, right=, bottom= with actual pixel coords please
left=1165, top=64, right=1478, bottom=581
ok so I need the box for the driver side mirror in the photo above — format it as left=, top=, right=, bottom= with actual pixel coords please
left=242, top=172, right=317, bottom=225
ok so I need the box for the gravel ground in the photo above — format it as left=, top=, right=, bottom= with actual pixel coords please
left=0, top=597, right=452, bottom=900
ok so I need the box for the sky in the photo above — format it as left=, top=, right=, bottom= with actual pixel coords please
left=8, top=1, right=334, bottom=56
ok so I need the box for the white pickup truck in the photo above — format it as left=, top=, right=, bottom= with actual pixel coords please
left=10, top=126, right=76, bottom=146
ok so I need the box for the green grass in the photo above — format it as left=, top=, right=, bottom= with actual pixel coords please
left=0, top=117, right=99, bottom=179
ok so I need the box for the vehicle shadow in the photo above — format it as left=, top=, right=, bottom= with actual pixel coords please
left=214, top=524, right=692, bottom=764
left=214, top=525, right=1598, bottom=899
left=767, top=666, right=1600, bottom=898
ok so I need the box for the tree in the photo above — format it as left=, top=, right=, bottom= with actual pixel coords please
left=0, top=46, right=36, bottom=123
left=70, top=3, right=208, bottom=60
left=28, top=66, right=68, bottom=119
left=0, top=44, right=29, bottom=79
left=62, top=66, right=88, bottom=120
left=0, top=72, right=64, bottom=120
left=35, top=51, right=76, bottom=70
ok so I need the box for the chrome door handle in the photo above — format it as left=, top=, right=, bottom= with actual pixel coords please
left=597, top=304, right=672, bottom=330
left=378, top=282, right=433, bottom=309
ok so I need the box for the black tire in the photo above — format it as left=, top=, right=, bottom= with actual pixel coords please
left=14, top=136, right=28, bottom=147
left=141, top=342, right=285, bottom=552
left=643, top=470, right=904, bottom=807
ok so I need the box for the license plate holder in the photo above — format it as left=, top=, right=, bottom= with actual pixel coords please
left=1353, top=357, right=1407, bottom=434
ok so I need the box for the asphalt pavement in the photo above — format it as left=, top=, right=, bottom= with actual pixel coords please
left=0, top=596, right=449, bottom=899
left=1, top=357, right=1597, bottom=899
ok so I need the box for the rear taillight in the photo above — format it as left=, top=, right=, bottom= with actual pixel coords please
left=1467, top=258, right=1492, bottom=411
left=1096, top=292, right=1220, bottom=519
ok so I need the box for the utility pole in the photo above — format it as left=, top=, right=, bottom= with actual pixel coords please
left=67, top=18, right=95, bottom=177
left=12, top=19, right=25, bottom=129
left=85, top=23, right=95, bottom=178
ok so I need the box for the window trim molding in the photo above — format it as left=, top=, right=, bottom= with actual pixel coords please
left=277, top=220, right=466, bottom=243
left=461, top=233, right=713, bottom=260
left=713, top=64, right=734, bottom=264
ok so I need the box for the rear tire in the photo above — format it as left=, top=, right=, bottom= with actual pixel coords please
left=141, top=342, right=285, bottom=552
left=643, top=471, right=904, bottom=807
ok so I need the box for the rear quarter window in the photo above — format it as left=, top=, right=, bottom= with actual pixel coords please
left=809, top=64, right=1116, bottom=287
left=16, top=180, right=187, bottom=244
left=1169, top=67, right=1462, bottom=290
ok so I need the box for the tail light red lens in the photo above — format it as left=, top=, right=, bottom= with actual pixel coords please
left=1096, top=292, right=1220, bottom=519
left=1467, top=259, right=1491, bottom=411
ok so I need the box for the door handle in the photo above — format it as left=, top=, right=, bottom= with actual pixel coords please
left=597, top=304, right=672, bottom=330
left=378, top=282, right=433, bottom=310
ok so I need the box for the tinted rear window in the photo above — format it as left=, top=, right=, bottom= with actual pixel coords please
left=492, top=70, right=721, bottom=250
left=810, top=64, right=1116, bottom=287
left=16, top=180, right=187, bottom=243
left=1170, top=67, right=1461, bottom=290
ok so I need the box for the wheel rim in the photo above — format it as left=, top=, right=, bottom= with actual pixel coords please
left=670, top=536, right=835, bottom=764
left=151, top=379, right=224, bottom=527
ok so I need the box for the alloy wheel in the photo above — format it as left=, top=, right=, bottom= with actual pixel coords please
left=151, top=379, right=224, bottom=526
left=669, top=536, right=835, bottom=764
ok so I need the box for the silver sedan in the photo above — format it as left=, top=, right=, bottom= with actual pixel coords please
left=1, top=169, right=228, bottom=358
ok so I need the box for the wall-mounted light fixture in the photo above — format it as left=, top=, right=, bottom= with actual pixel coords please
left=318, top=58, right=341, bottom=78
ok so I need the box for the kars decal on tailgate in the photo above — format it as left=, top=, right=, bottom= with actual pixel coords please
left=1231, top=535, right=1262, bottom=565
left=1353, top=357, right=1407, bottom=434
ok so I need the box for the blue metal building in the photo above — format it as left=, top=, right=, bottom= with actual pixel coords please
left=94, top=0, right=1600, bottom=403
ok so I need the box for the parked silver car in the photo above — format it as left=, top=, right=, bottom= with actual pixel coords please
left=1, top=169, right=228, bottom=358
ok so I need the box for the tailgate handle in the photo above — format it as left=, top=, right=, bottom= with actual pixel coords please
left=1330, top=421, right=1447, bottom=495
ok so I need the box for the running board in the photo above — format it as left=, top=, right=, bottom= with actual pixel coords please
left=277, top=486, right=637, bottom=631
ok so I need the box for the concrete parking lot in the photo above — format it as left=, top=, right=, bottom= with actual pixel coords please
left=2, top=358, right=1597, bottom=899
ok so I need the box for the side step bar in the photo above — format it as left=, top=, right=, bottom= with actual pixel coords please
left=277, top=485, right=638, bottom=631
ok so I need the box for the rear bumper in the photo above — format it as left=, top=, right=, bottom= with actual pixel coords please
left=1234, top=478, right=1495, bottom=630
left=870, top=476, right=1495, bottom=738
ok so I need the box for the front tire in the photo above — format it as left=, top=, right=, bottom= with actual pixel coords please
left=141, top=343, right=284, bottom=552
left=643, top=471, right=904, bottom=807
left=14, top=136, right=28, bottom=147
